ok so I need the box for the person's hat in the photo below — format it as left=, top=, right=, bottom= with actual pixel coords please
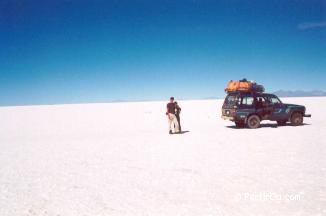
left=170, top=97, right=174, bottom=100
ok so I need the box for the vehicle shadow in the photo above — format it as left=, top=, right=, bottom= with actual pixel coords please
left=226, top=123, right=311, bottom=129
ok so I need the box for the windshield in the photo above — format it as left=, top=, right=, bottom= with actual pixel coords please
left=224, top=94, right=239, bottom=107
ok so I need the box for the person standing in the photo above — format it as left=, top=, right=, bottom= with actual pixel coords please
left=174, top=101, right=182, bottom=132
left=166, top=97, right=180, bottom=134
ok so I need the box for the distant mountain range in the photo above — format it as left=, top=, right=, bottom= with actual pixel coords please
left=273, top=90, right=326, bottom=97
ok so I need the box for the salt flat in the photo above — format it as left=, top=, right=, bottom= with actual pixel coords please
left=0, top=97, right=325, bottom=216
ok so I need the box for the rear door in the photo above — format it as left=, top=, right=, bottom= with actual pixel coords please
left=255, top=95, right=270, bottom=119
left=237, top=95, right=256, bottom=117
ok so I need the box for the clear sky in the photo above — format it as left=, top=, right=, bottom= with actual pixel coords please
left=1, top=0, right=325, bottom=105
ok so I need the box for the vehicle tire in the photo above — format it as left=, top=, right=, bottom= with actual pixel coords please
left=277, top=120, right=287, bottom=126
left=235, top=121, right=245, bottom=128
left=247, top=115, right=261, bottom=129
left=290, top=113, right=303, bottom=126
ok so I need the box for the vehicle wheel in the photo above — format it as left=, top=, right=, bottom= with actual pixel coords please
left=235, top=121, right=245, bottom=128
left=277, top=120, right=287, bottom=126
left=291, top=113, right=303, bottom=126
left=247, top=115, right=261, bottom=129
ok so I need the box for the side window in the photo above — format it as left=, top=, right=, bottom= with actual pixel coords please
left=256, top=96, right=266, bottom=107
left=241, top=96, right=254, bottom=106
left=269, top=96, right=281, bottom=105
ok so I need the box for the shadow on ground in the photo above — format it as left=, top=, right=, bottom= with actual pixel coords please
left=226, top=123, right=311, bottom=129
left=177, top=130, right=190, bottom=134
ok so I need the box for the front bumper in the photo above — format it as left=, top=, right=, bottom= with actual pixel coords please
left=304, top=114, right=312, bottom=118
left=222, top=115, right=234, bottom=121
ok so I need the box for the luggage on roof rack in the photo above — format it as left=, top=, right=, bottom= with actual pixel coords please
left=225, top=79, right=265, bottom=93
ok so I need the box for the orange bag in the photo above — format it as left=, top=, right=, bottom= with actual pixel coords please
left=225, top=80, right=255, bottom=92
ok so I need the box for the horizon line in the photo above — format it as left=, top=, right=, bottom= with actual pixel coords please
left=1, top=94, right=326, bottom=108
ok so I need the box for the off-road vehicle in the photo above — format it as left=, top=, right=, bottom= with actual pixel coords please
left=221, top=91, right=311, bottom=129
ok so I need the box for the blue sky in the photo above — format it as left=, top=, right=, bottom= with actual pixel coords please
left=1, top=0, right=325, bottom=105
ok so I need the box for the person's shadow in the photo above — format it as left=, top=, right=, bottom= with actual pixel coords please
left=178, top=130, right=190, bottom=134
